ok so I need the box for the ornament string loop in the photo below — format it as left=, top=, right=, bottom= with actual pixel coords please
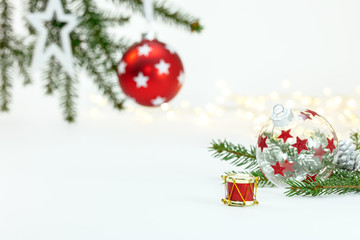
left=143, top=0, right=154, bottom=32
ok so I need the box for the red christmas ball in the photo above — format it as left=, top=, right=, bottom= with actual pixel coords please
left=117, top=38, right=184, bottom=106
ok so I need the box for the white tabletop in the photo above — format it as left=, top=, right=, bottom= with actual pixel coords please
left=0, top=112, right=358, bottom=240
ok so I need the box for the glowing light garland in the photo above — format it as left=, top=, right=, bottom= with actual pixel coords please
left=89, top=80, right=360, bottom=137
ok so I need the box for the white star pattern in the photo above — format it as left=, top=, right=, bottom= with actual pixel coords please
left=137, top=44, right=152, bottom=57
left=117, top=61, right=126, bottom=74
left=165, top=44, right=175, bottom=54
left=155, top=59, right=170, bottom=75
left=177, top=71, right=185, bottom=85
left=26, top=0, right=79, bottom=78
left=151, top=96, right=166, bottom=106
left=133, top=72, right=149, bottom=88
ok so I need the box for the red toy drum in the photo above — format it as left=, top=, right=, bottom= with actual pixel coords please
left=221, top=174, right=259, bottom=207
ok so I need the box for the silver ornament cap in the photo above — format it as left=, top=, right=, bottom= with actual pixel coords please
left=271, top=104, right=294, bottom=127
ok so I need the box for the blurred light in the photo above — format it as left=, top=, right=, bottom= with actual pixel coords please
left=206, top=104, right=216, bottom=113
left=292, top=91, right=303, bottom=99
left=180, top=100, right=190, bottom=109
left=245, top=112, right=254, bottom=120
left=317, top=108, right=324, bottom=115
left=301, top=97, right=312, bottom=106
left=161, top=103, right=169, bottom=111
left=216, top=96, right=225, bottom=104
left=347, top=99, right=356, bottom=109
left=198, top=113, right=209, bottom=124
left=313, top=97, right=322, bottom=106
left=245, top=99, right=252, bottom=108
left=167, top=111, right=175, bottom=119
left=90, top=107, right=99, bottom=118
left=334, top=96, right=342, bottom=105
left=286, top=100, right=295, bottom=108
left=323, top=88, right=332, bottom=96
left=216, top=80, right=227, bottom=89
left=356, top=86, right=360, bottom=95
left=254, top=126, right=261, bottom=132
left=281, top=80, right=291, bottom=89
left=89, top=94, right=107, bottom=106
left=258, top=115, right=267, bottom=123
left=257, top=104, right=265, bottom=112
left=215, top=108, right=224, bottom=116
left=270, top=92, right=279, bottom=100
left=222, top=88, right=231, bottom=96
left=326, top=100, right=335, bottom=108
left=194, top=107, right=203, bottom=114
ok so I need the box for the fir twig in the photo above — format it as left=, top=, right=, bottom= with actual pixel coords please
left=60, top=70, right=77, bottom=122
left=285, top=169, right=360, bottom=196
left=113, top=0, right=203, bottom=32
left=210, top=139, right=258, bottom=170
left=350, top=130, right=360, bottom=150
left=43, top=57, right=60, bottom=95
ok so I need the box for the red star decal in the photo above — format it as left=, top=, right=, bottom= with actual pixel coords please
left=291, top=137, right=309, bottom=154
left=280, top=159, right=295, bottom=173
left=257, top=135, right=268, bottom=152
left=302, top=174, right=317, bottom=183
left=271, top=161, right=286, bottom=176
left=299, top=112, right=312, bottom=121
left=278, top=129, right=293, bottom=143
left=305, top=109, right=320, bottom=117
left=313, top=144, right=326, bottom=161
left=325, top=138, right=336, bottom=154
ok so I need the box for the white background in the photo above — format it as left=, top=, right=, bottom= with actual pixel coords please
left=1, top=0, right=360, bottom=239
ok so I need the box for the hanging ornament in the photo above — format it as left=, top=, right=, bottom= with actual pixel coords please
left=26, top=0, right=78, bottom=78
left=117, top=38, right=184, bottom=106
left=116, top=0, right=184, bottom=106
left=256, top=104, right=338, bottom=187
left=336, top=139, right=360, bottom=171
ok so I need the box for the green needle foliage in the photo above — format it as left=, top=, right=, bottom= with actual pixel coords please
left=210, top=139, right=258, bottom=170
left=210, top=131, right=360, bottom=196
left=0, top=0, right=32, bottom=111
left=350, top=130, right=360, bottom=150
left=285, top=169, right=360, bottom=196
left=113, top=0, right=203, bottom=32
left=0, top=0, right=203, bottom=122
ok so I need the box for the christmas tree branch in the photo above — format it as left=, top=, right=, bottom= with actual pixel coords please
left=114, top=0, right=203, bottom=32
left=285, top=169, right=360, bottom=196
left=43, top=57, right=60, bottom=95
left=0, top=0, right=14, bottom=111
left=210, top=138, right=360, bottom=196
left=80, top=1, right=122, bottom=70
left=350, top=130, right=360, bottom=150
left=0, top=52, right=12, bottom=111
left=60, top=70, right=77, bottom=122
left=209, top=139, right=258, bottom=170
left=73, top=35, right=125, bottom=109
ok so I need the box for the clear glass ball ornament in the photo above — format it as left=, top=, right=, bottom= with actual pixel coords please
left=256, top=104, right=338, bottom=187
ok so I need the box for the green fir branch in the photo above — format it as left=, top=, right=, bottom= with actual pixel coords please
left=210, top=139, right=258, bottom=170
left=0, top=52, right=12, bottom=111
left=43, top=57, right=60, bottom=95
left=0, top=0, right=14, bottom=111
left=11, top=39, right=33, bottom=85
left=59, top=70, right=77, bottom=122
left=114, top=0, right=203, bottom=32
left=350, top=130, right=360, bottom=150
left=21, top=0, right=201, bottom=121
left=72, top=33, right=125, bottom=109
left=285, top=169, right=360, bottom=196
